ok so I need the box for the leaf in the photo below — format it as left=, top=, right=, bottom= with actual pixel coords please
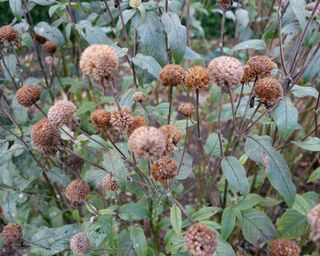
left=12, top=97, right=28, bottom=124
left=119, top=201, right=149, bottom=221
left=9, top=0, right=22, bottom=19
left=75, top=20, right=112, bottom=45
left=231, top=39, right=266, bottom=51
left=120, top=88, right=136, bottom=107
left=1, top=54, right=17, bottom=81
left=34, top=22, right=64, bottom=46
left=276, top=209, right=308, bottom=239
left=289, top=0, right=309, bottom=29
left=161, top=12, right=187, bottom=63
left=117, top=230, right=135, bottom=256
left=235, top=9, right=249, bottom=29
left=31, top=0, right=55, bottom=5
left=292, top=137, right=320, bottom=151
left=103, top=148, right=128, bottom=181
left=308, top=167, right=320, bottom=183
left=234, top=194, right=262, bottom=211
left=132, top=53, right=162, bottom=79
left=204, top=132, right=221, bottom=157
left=290, top=85, right=319, bottom=98
left=116, top=9, right=137, bottom=31
left=215, top=235, right=236, bottom=256
left=292, top=194, right=311, bottom=215
left=245, top=136, right=296, bottom=206
left=129, top=226, right=148, bottom=256
left=183, top=47, right=202, bottom=60
left=240, top=210, right=278, bottom=246
left=174, top=151, right=193, bottom=180
left=221, top=156, right=249, bottom=195
left=271, top=97, right=299, bottom=138
left=304, top=47, right=320, bottom=81
left=221, top=208, right=236, bottom=240
left=192, top=207, right=221, bottom=221
left=136, top=12, right=167, bottom=66
left=170, top=204, right=182, bottom=235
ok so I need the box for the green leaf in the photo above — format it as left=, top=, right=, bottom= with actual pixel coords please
left=129, top=226, right=148, bottom=256
left=184, top=47, right=202, bottom=60
left=221, top=208, right=236, bottom=240
left=231, top=39, right=266, bottom=51
left=170, top=204, right=182, bottom=235
left=12, top=97, right=28, bottom=124
left=117, top=230, right=135, bottom=256
left=204, top=132, right=221, bottom=157
left=9, top=0, right=22, bottom=19
left=245, top=136, right=296, bottom=206
left=215, top=235, right=236, bottom=256
left=31, top=0, right=55, bottom=5
left=221, top=156, right=249, bottom=195
left=308, top=167, right=320, bottom=183
left=1, top=54, right=17, bottom=81
left=161, top=12, right=187, bottom=63
left=292, top=137, right=320, bottom=151
left=234, top=194, right=262, bottom=211
left=34, top=22, right=64, bottom=46
left=289, top=0, right=309, bottom=29
left=136, top=12, right=167, bottom=66
left=240, top=210, right=278, bottom=246
left=292, top=194, right=311, bottom=215
left=119, top=201, right=149, bottom=221
left=103, top=148, right=128, bottom=181
left=174, top=151, right=193, bottom=180
left=75, top=20, right=112, bottom=45
left=271, top=97, right=298, bottom=138
left=192, top=207, right=221, bottom=221
left=290, top=85, right=319, bottom=98
left=116, top=9, right=137, bottom=31
left=132, top=53, right=162, bottom=79
left=276, top=209, right=308, bottom=239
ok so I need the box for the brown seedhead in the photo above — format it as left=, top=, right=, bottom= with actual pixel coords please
left=16, top=85, right=41, bottom=107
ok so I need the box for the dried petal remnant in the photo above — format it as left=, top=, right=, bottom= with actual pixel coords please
left=16, top=85, right=41, bottom=107
left=48, top=100, right=77, bottom=128
left=1, top=223, right=23, bottom=245
left=184, top=223, right=217, bottom=256
left=80, top=44, right=119, bottom=82
left=268, top=239, right=300, bottom=256
left=70, top=233, right=90, bottom=255
left=217, top=0, right=233, bottom=11
left=128, top=116, right=146, bottom=135
left=129, top=126, right=166, bottom=159
left=43, top=40, right=57, bottom=54
left=65, top=179, right=89, bottom=204
left=253, top=77, right=283, bottom=108
left=308, top=203, right=320, bottom=247
left=208, top=56, right=243, bottom=90
left=151, top=157, right=178, bottom=183
left=91, top=109, right=111, bottom=127
left=184, top=66, right=209, bottom=89
left=160, top=64, right=186, bottom=87
left=242, top=55, right=277, bottom=83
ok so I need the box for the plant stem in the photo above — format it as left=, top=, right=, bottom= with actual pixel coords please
left=167, top=86, right=173, bottom=124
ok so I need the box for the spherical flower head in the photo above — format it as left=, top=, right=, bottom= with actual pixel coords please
left=132, top=91, right=145, bottom=103
left=91, top=109, right=111, bottom=127
left=64, top=154, right=84, bottom=172
left=48, top=100, right=77, bottom=128
left=253, top=77, right=283, bottom=108
left=31, top=118, right=60, bottom=154
left=308, top=203, right=320, bottom=247
left=242, top=55, right=277, bottom=83
left=110, top=106, right=135, bottom=132
left=102, top=174, right=119, bottom=192
left=217, top=0, right=233, bottom=11
left=208, top=56, right=243, bottom=90
left=178, top=102, right=195, bottom=117
left=184, top=66, right=209, bottom=90
left=65, top=179, right=89, bottom=204
left=184, top=223, right=217, bottom=256
left=16, top=85, right=41, bottom=107
left=129, top=126, right=166, bottom=160
left=1, top=223, right=23, bottom=245
left=151, top=157, right=177, bottom=183
left=128, top=116, right=147, bottom=135
left=268, top=239, right=300, bottom=256
left=70, top=233, right=90, bottom=255
left=43, top=40, right=57, bottom=55
left=306, top=2, right=320, bottom=16
left=34, top=33, right=47, bottom=44
left=79, top=44, right=119, bottom=82
left=159, top=124, right=183, bottom=155
left=0, top=25, right=18, bottom=43
left=160, top=64, right=186, bottom=87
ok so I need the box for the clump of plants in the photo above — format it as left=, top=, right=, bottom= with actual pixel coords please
left=0, top=0, right=320, bottom=255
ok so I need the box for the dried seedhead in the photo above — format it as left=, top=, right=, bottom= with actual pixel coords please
left=91, top=109, right=111, bottom=128
left=268, top=239, right=300, bottom=256
left=159, top=124, right=183, bottom=155
left=48, top=100, right=77, bottom=128
left=160, top=64, right=186, bottom=87
left=184, top=66, right=209, bottom=90
left=16, top=85, right=41, bottom=107
left=253, top=77, right=283, bottom=108
left=151, top=157, right=178, bottom=184
left=70, top=233, right=90, bottom=255
left=1, top=223, right=23, bottom=245
left=65, top=179, right=89, bottom=204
